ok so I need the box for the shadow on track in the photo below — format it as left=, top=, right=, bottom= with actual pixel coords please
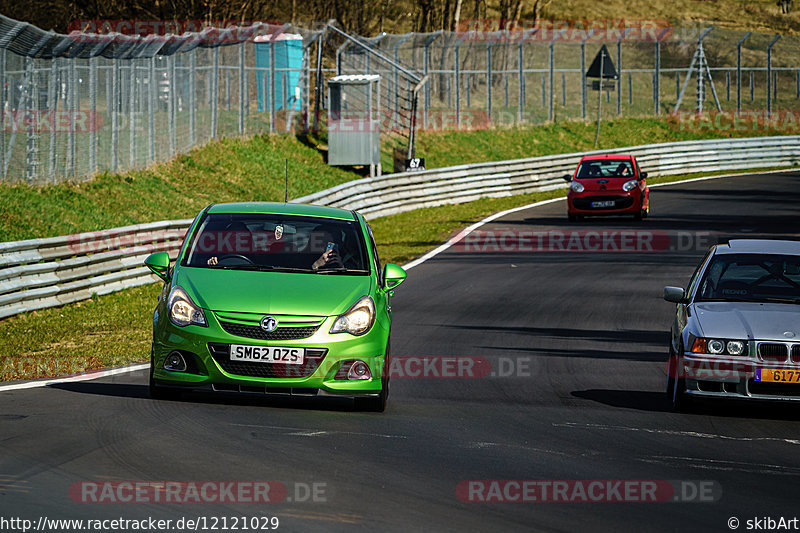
left=47, top=381, right=367, bottom=413
left=572, top=388, right=800, bottom=420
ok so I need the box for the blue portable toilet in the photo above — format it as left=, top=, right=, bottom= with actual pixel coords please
left=254, top=33, right=303, bottom=112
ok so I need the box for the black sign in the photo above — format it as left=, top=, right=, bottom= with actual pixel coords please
left=405, top=158, right=425, bottom=172
left=586, top=45, right=618, bottom=80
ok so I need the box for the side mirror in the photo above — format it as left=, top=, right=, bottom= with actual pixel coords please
left=383, top=263, right=407, bottom=290
left=562, top=174, right=572, bottom=182
left=145, top=252, right=171, bottom=282
left=663, top=286, right=686, bottom=304
left=640, top=171, right=648, bottom=180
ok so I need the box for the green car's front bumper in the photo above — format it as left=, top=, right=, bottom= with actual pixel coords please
left=151, top=309, right=389, bottom=396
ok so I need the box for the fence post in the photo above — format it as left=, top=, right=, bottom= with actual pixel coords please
left=654, top=38, right=660, bottom=114
left=518, top=41, right=524, bottom=123
left=111, top=58, right=119, bottom=171
left=269, top=41, right=276, bottom=133
left=548, top=40, right=554, bottom=121
left=148, top=56, right=155, bottom=163
left=486, top=44, right=492, bottom=121
left=454, top=44, right=460, bottom=128
left=47, top=59, right=57, bottom=182
left=168, top=54, right=176, bottom=155
left=189, top=50, right=196, bottom=146
left=423, top=42, right=430, bottom=128
left=580, top=41, right=586, bottom=119
left=767, top=34, right=780, bottom=115
left=736, top=32, right=751, bottom=114
left=212, top=47, right=219, bottom=138
left=66, top=60, right=75, bottom=177
left=616, top=37, right=622, bottom=115
left=129, top=60, right=136, bottom=168
left=0, top=48, right=4, bottom=181
left=89, top=57, right=97, bottom=175
left=239, top=42, right=246, bottom=134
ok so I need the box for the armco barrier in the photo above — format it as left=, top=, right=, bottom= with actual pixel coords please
left=292, top=136, right=800, bottom=217
left=1, top=135, right=798, bottom=319
left=0, top=220, right=192, bottom=319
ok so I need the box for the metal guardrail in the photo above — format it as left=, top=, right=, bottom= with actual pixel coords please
left=0, top=219, right=191, bottom=319
left=1, top=135, right=798, bottom=319
left=293, top=135, right=800, bottom=218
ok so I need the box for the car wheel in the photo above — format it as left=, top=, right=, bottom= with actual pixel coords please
left=634, top=210, right=643, bottom=221
left=666, top=347, right=692, bottom=412
left=149, top=351, right=183, bottom=401
left=568, top=214, right=577, bottom=223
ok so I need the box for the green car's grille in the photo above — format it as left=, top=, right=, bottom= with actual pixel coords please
left=208, top=343, right=328, bottom=378
left=219, top=320, right=320, bottom=340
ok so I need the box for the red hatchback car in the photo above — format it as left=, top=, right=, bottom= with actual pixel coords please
left=564, top=154, right=650, bottom=222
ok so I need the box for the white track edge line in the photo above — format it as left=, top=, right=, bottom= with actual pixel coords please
left=0, top=364, right=149, bottom=392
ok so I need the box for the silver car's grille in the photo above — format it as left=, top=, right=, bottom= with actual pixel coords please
left=758, top=343, right=789, bottom=362
left=792, top=345, right=800, bottom=364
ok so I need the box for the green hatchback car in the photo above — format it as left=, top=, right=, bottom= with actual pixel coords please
left=143, top=202, right=406, bottom=411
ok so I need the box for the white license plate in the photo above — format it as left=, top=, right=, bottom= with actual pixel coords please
left=591, top=200, right=615, bottom=208
left=230, top=345, right=305, bottom=365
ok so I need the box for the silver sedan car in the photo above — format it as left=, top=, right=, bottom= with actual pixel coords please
left=663, top=239, right=800, bottom=411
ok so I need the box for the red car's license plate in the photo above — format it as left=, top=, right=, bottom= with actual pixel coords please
left=591, top=200, right=615, bottom=208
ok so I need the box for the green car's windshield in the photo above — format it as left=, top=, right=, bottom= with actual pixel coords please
left=182, top=213, right=370, bottom=275
left=695, top=253, right=800, bottom=304
left=576, top=159, right=634, bottom=178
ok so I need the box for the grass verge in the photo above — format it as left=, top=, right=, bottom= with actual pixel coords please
left=0, top=116, right=792, bottom=241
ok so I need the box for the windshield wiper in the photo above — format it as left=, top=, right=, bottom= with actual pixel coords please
left=214, top=264, right=270, bottom=271
left=316, top=267, right=369, bottom=274
left=760, top=297, right=800, bottom=305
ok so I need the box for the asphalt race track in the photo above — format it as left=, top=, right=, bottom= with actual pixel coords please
left=2, top=171, right=800, bottom=532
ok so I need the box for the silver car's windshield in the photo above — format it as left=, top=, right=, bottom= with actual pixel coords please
left=182, top=213, right=370, bottom=275
left=695, top=253, right=800, bottom=304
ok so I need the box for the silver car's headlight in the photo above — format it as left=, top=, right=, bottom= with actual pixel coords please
left=570, top=181, right=584, bottom=193
left=622, top=179, right=639, bottom=192
left=167, top=286, right=207, bottom=327
left=707, top=339, right=725, bottom=354
left=691, top=337, right=747, bottom=356
left=330, top=296, right=375, bottom=336
left=726, top=340, right=745, bottom=356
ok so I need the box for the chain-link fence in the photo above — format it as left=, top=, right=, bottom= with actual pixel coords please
left=0, top=15, right=326, bottom=185
left=339, top=25, right=800, bottom=130
left=3, top=15, right=800, bottom=185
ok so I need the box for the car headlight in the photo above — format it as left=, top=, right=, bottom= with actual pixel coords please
left=690, top=337, right=747, bottom=356
left=726, top=340, right=745, bottom=355
left=330, top=296, right=375, bottom=336
left=570, top=181, right=584, bottom=193
left=622, top=179, right=639, bottom=192
left=707, top=339, right=725, bottom=354
left=167, top=286, right=207, bottom=327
